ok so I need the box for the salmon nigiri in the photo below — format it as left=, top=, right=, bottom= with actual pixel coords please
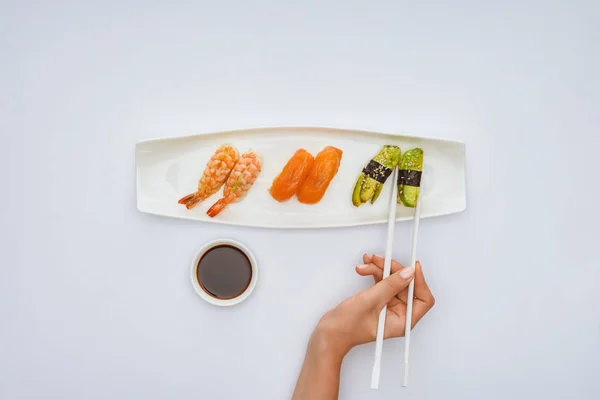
left=269, top=149, right=315, bottom=202
left=297, top=146, right=343, bottom=204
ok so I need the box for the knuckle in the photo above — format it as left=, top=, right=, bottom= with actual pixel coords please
left=384, top=278, right=397, bottom=292
left=428, top=294, right=436, bottom=307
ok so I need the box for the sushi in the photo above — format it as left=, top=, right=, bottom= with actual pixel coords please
left=269, top=149, right=315, bottom=202
left=178, top=144, right=239, bottom=209
left=352, top=145, right=402, bottom=207
left=397, top=148, right=424, bottom=207
left=206, top=150, right=262, bottom=217
left=297, top=146, right=343, bottom=204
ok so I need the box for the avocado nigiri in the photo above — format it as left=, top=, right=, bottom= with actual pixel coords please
left=397, top=148, right=423, bottom=208
left=352, top=145, right=402, bottom=207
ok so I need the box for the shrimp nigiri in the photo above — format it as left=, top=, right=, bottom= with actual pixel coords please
left=297, top=146, right=343, bottom=204
left=178, top=144, right=239, bottom=209
left=206, top=150, right=262, bottom=217
left=269, top=149, right=314, bottom=202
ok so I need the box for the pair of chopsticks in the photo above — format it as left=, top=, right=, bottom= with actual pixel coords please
left=370, top=168, right=423, bottom=389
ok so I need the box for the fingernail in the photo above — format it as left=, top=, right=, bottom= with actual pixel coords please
left=356, top=264, right=370, bottom=269
left=400, top=267, right=414, bottom=279
left=373, top=254, right=383, bottom=259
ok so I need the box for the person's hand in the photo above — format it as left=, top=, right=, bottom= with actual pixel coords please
left=293, top=255, right=435, bottom=400
left=312, top=254, right=435, bottom=359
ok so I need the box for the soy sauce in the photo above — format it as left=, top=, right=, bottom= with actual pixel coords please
left=197, top=245, right=252, bottom=299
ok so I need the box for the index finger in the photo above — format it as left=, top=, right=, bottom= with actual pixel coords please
left=369, top=254, right=406, bottom=275
left=370, top=256, right=433, bottom=304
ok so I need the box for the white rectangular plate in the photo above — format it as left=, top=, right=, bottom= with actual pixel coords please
left=136, top=127, right=466, bottom=228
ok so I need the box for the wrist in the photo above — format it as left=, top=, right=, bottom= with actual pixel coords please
left=309, top=320, right=350, bottom=362
left=294, top=321, right=345, bottom=400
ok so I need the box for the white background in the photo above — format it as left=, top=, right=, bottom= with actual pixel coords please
left=2, top=1, right=599, bottom=399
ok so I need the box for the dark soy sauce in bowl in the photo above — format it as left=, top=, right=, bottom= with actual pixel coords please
left=196, top=245, right=252, bottom=299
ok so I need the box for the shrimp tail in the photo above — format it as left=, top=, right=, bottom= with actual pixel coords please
left=178, top=193, right=202, bottom=210
left=206, top=198, right=228, bottom=218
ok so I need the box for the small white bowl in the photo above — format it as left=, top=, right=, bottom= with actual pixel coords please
left=190, top=238, right=258, bottom=306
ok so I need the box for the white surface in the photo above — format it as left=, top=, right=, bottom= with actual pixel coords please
left=371, top=168, right=398, bottom=389
left=189, top=238, right=258, bottom=307
left=136, top=127, right=465, bottom=228
left=2, top=1, right=600, bottom=400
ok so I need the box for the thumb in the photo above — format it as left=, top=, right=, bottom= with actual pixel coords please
left=367, top=266, right=415, bottom=309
